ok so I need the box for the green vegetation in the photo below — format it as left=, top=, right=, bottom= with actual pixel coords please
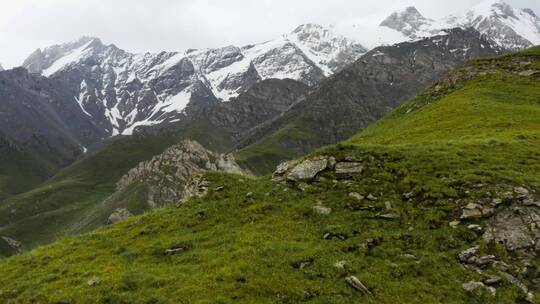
left=0, top=136, right=76, bottom=199
left=0, top=120, right=235, bottom=256
left=235, top=121, right=318, bottom=175
left=0, top=47, right=539, bottom=303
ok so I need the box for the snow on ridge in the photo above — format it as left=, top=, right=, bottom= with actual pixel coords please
left=378, top=0, right=540, bottom=50
left=43, top=40, right=95, bottom=77
left=27, top=24, right=368, bottom=136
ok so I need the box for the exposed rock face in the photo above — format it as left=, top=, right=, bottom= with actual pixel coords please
left=21, top=25, right=366, bottom=136
left=286, top=157, right=330, bottom=182
left=238, top=28, right=504, bottom=170
left=0, top=68, right=105, bottom=148
left=461, top=203, right=495, bottom=220
left=380, top=6, right=438, bottom=39
left=107, top=208, right=134, bottom=224
left=116, top=140, right=243, bottom=208
left=483, top=206, right=540, bottom=252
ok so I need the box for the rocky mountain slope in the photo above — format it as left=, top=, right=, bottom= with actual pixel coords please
left=235, top=28, right=504, bottom=174
left=0, top=46, right=539, bottom=303
left=21, top=25, right=366, bottom=136
left=0, top=78, right=308, bottom=255
left=0, top=68, right=107, bottom=197
left=381, top=0, right=540, bottom=50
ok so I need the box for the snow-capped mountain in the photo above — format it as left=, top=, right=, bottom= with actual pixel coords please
left=380, top=0, right=540, bottom=50
left=380, top=6, right=442, bottom=39
left=0, top=64, right=3, bottom=72
left=21, top=24, right=366, bottom=136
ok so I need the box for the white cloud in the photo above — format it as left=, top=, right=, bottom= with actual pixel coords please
left=0, top=0, right=538, bottom=68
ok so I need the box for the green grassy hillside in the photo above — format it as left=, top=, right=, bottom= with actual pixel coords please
left=0, top=120, right=235, bottom=256
left=0, top=47, right=539, bottom=303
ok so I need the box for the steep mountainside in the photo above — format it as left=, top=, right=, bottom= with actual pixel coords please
left=0, top=46, right=539, bottom=303
left=0, top=68, right=106, bottom=197
left=21, top=25, right=366, bottom=136
left=0, top=78, right=308, bottom=255
left=381, top=0, right=540, bottom=50
left=235, top=28, right=504, bottom=174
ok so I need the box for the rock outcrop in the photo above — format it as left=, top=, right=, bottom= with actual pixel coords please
left=107, top=208, right=134, bottom=224
left=116, top=140, right=244, bottom=208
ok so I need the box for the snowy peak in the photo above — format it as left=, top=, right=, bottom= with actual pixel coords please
left=22, top=36, right=106, bottom=75
left=0, top=64, right=3, bottom=72
left=286, top=24, right=367, bottom=74
left=380, top=6, right=438, bottom=38
left=380, top=1, right=540, bottom=50
left=455, top=0, right=540, bottom=48
left=21, top=24, right=365, bottom=136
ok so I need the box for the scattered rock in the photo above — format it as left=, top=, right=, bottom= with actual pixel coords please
left=375, top=213, right=400, bottom=220
left=384, top=201, right=392, bottom=210
left=165, top=247, right=187, bottom=256
left=461, top=203, right=494, bottom=220
left=334, top=260, right=347, bottom=269
left=467, top=224, right=483, bottom=232
left=349, top=192, right=364, bottom=201
left=498, top=271, right=535, bottom=302
left=107, top=208, right=133, bottom=224
left=87, top=277, right=101, bottom=287
left=296, top=182, right=309, bottom=191
left=292, top=258, right=314, bottom=270
left=246, top=192, right=254, bottom=198
left=323, top=232, right=347, bottom=240
left=523, top=199, right=540, bottom=207
left=518, top=70, right=540, bottom=77
left=484, top=275, right=502, bottom=286
left=335, top=162, right=364, bottom=178
left=462, top=281, right=495, bottom=296
left=287, top=157, right=329, bottom=182
left=365, top=237, right=383, bottom=250
left=403, top=192, right=415, bottom=200
left=366, top=194, right=377, bottom=201
left=514, top=187, right=530, bottom=198
left=214, top=186, right=225, bottom=192
left=345, top=276, right=372, bottom=295
left=492, top=198, right=503, bottom=206
left=313, top=200, right=332, bottom=215
left=449, top=221, right=461, bottom=229
left=458, top=246, right=479, bottom=263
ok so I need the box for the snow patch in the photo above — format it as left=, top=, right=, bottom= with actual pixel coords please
left=43, top=40, right=95, bottom=77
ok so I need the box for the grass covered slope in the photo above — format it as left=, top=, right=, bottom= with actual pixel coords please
left=0, top=121, right=235, bottom=257
left=0, top=48, right=540, bottom=303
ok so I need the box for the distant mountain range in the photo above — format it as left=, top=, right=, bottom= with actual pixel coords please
left=21, top=24, right=366, bottom=136
left=8, top=0, right=538, bottom=141
left=0, top=0, right=537, bottom=198
left=380, top=0, right=540, bottom=50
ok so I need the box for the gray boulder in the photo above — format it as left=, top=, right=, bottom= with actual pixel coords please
left=107, top=208, right=134, bottom=224
left=287, top=157, right=329, bottom=182
left=483, top=206, right=540, bottom=252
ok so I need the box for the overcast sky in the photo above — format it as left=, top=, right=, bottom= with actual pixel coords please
left=0, top=0, right=538, bottom=68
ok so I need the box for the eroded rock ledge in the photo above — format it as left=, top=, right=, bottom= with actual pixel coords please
left=116, top=140, right=244, bottom=209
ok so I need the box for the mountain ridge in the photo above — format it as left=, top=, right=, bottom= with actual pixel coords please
left=381, top=0, right=540, bottom=50
left=21, top=25, right=366, bottom=136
